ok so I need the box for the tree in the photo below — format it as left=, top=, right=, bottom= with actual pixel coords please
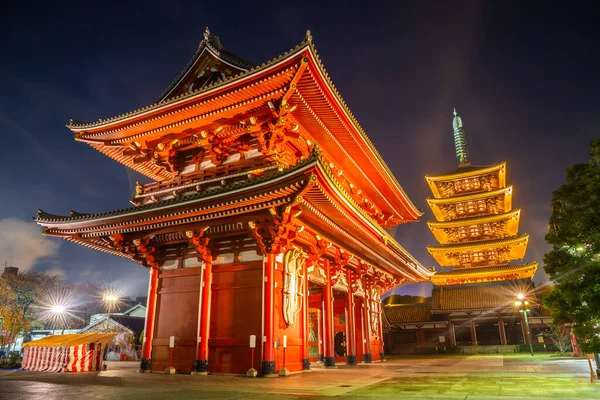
left=543, top=138, right=600, bottom=354
left=543, top=325, right=572, bottom=355
left=0, top=272, right=53, bottom=349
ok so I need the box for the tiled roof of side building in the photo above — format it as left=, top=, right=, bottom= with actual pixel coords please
left=431, top=279, right=533, bottom=311
left=383, top=303, right=432, bottom=324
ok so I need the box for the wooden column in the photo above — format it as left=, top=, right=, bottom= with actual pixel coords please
left=196, top=260, right=213, bottom=373
left=449, top=321, right=457, bottom=347
left=377, top=299, right=385, bottom=361
left=323, top=260, right=336, bottom=367
left=301, top=263, right=310, bottom=370
left=362, top=286, right=373, bottom=363
left=498, top=317, right=507, bottom=345
left=140, top=267, right=158, bottom=372
left=470, top=318, right=478, bottom=346
left=344, top=280, right=357, bottom=365
left=261, top=253, right=276, bottom=376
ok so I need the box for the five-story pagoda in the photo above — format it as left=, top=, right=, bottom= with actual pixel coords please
left=424, top=110, right=538, bottom=346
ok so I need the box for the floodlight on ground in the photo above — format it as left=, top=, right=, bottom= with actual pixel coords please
left=515, top=300, right=523, bottom=306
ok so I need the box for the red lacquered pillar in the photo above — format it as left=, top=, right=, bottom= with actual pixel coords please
left=362, top=289, right=373, bottom=363
left=345, top=285, right=357, bottom=365
left=301, top=264, right=310, bottom=370
left=194, top=260, right=213, bottom=373
left=323, top=261, right=335, bottom=367
left=261, top=253, right=276, bottom=376
left=140, top=267, right=159, bottom=372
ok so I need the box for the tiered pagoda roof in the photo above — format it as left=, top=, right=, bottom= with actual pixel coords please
left=425, top=110, right=538, bottom=287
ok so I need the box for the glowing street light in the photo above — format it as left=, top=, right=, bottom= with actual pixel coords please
left=50, top=305, right=66, bottom=314
left=514, top=294, right=534, bottom=356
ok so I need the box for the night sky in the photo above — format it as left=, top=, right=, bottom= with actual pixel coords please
left=2, top=1, right=598, bottom=298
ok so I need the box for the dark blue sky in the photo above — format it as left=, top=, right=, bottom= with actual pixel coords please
left=2, top=1, right=598, bottom=298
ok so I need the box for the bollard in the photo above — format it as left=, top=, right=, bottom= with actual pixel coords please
left=279, top=335, right=289, bottom=377
left=165, top=336, right=176, bottom=375
left=247, top=334, right=257, bottom=377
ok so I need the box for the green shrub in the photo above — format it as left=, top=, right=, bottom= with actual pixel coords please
left=0, top=352, right=22, bottom=368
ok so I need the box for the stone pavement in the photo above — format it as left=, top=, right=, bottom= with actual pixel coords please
left=1, top=354, right=599, bottom=399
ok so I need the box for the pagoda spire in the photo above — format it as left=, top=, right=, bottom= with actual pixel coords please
left=453, top=109, right=470, bottom=167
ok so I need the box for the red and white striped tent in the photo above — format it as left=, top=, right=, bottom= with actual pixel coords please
left=22, top=333, right=115, bottom=372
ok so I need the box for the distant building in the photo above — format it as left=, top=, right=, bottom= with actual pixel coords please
left=2, top=265, right=18, bottom=276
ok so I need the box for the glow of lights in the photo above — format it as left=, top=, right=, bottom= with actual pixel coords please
left=50, top=305, right=66, bottom=314
left=517, top=293, right=525, bottom=300
left=515, top=301, right=523, bottom=306
left=103, top=294, right=118, bottom=302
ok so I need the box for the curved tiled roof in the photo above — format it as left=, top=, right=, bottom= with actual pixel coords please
left=431, top=279, right=533, bottom=311
left=156, top=27, right=255, bottom=103
left=427, top=234, right=529, bottom=251
left=35, top=146, right=321, bottom=224
left=384, top=303, right=432, bottom=324
left=432, top=263, right=537, bottom=278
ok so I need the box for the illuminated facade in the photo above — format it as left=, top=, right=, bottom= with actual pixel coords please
left=384, top=111, right=551, bottom=352
left=35, top=29, right=432, bottom=375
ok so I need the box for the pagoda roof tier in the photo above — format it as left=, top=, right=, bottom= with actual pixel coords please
left=431, top=262, right=538, bottom=286
left=425, top=162, right=506, bottom=184
left=425, top=162, right=506, bottom=199
left=431, top=279, right=534, bottom=312
left=65, top=31, right=422, bottom=223
left=35, top=153, right=432, bottom=281
left=427, top=186, right=513, bottom=222
left=427, top=209, right=521, bottom=244
left=426, top=234, right=529, bottom=268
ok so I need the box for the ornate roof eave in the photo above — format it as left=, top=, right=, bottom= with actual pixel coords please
left=427, top=209, right=521, bottom=229
left=156, top=27, right=254, bottom=103
left=431, top=262, right=538, bottom=279
left=310, top=158, right=432, bottom=280
left=427, top=185, right=513, bottom=206
left=66, top=39, right=312, bottom=132
left=35, top=150, right=320, bottom=229
left=427, top=233, right=529, bottom=253
left=65, top=31, right=422, bottom=221
left=425, top=162, right=506, bottom=183
left=431, top=262, right=538, bottom=285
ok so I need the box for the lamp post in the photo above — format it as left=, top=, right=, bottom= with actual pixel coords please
left=515, top=294, right=534, bottom=356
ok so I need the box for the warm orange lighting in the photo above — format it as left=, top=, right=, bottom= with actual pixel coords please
left=517, top=293, right=525, bottom=300
left=514, top=300, right=522, bottom=306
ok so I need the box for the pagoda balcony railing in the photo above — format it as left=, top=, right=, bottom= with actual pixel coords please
left=135, top=157, right=274, bottom=199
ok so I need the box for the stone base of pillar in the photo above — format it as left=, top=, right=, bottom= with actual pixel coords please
left=318, top=354, right=324, bottom=362
left=302, top=358, right=311, bottom=370
left=346, top=355, right=357, bottom=365
left=380, top=352, right=385, bottom=361
left=139, top=358, right=151, bottom=373
left=324, top=356, right=336, bottom=368
left=363, top=353, right=373, bottom=363
left=261, top=360, right=277, bottom=377
left=193, top=359, right=208, bottom=373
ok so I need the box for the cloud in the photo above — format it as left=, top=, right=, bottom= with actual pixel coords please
left=44, top=266, right=68, bottom=280
left=0, top=218, right=60, bottom=272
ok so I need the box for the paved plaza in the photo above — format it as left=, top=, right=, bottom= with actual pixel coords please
left=1, top=354, right=599, bottom=399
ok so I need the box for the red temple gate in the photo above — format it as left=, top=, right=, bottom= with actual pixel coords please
left=35, top=28, right=432, bottom=375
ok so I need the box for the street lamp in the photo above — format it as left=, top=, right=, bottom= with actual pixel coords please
left=102, top=292, right=119, bottom=317
left=515, top=294, right=534, bottom=356
left=49, top=304, right=66, bottom=334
